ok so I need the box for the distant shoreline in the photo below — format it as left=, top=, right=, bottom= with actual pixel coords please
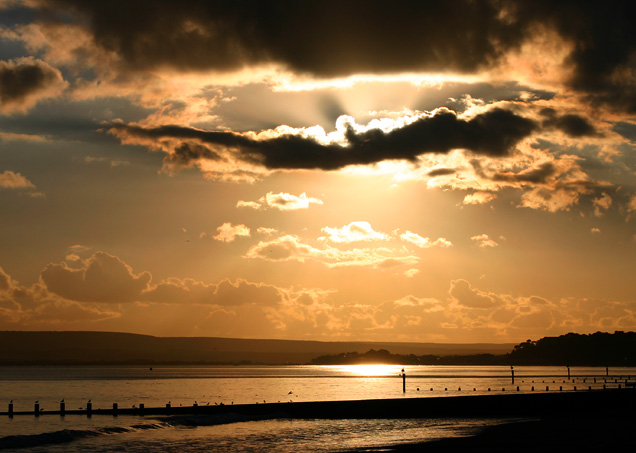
left=0, top=331, right=515, bottom=365
left=3, top=330, right=635, bottom=366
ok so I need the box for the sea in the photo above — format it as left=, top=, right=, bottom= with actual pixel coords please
left=1, top=365, right=634, bottom=452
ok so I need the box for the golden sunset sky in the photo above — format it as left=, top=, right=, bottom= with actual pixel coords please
left=1, top=0, right=635, bottom=343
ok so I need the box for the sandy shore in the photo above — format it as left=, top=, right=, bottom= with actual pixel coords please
left=370, top=414, right=636, bottom=452
left=344, top=390, right=636, bottom=452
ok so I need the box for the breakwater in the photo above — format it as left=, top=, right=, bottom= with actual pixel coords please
left=3, top=388, right=634, bottom=419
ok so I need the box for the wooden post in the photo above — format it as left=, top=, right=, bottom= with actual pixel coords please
left=8, top=402, right=13, bottom=417
left=567, top=365, right=570, bottom=380
left=113, top=402, right=118, bottom=416
left=511, top=366, right=515, bottom=384
left=60, top=400, right=65, bottom=416
left=34, top=401, right=39, bottom=416
left=139, top=403, right=144, bottom=414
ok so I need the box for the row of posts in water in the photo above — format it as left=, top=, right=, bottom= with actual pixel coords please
left=7, top=378, right=634, bottom=417
left=6, top=400, right=184, bottom=417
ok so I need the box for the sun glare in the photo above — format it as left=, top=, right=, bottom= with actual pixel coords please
left=334, top=364, right=405, bottom=377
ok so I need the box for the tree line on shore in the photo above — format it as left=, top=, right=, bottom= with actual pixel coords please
left=309, top=331, right=636, bottom=366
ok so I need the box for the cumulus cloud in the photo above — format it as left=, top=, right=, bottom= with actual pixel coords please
left=141, top=277, right=283, bottom=307
left=4, top=257, right=636, bottom=340
left=237, top=192, right=323, bottom=211
left=245, top=234, right=419, bottom=269
left=256, top=227, right=278, bottom=235
left=463, top=191, right=498, bottom=205
left=0, top=267, right=16, bottom=293
left=207, top=223, right=250, bottom=242
left=320, top=221, right=390, bottom=243
left=399, top=231, right=452, bottom=248
left=471, top=234, right=499, bottom=248
left=449, top=279, right=502, bottom=309
left=592, top=192, right=612, bottom=217
left=404, top=269, right=420, bottom=278
left=444, top=148, right=613, bottom=213
left=40, top=252, right=152, bottom=303
left=0, top=170, right=35, bottom=189
left=0, top=57, right=66, bottom=113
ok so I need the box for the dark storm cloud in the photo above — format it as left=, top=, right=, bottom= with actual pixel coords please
left=0, top=58, right=65, bottom=112
left=168, top=142, right=221, bottom=164
left=427, top=168, right=457, bottom=177
left=40, top=0, right=518, bottom=75
left=539, top=108, right=598, bottom=137
left=36, top=0, right=636, bottom=112
left=513, top=0, right=636, bottom=113
left=110, top=108, right=537, bottom=170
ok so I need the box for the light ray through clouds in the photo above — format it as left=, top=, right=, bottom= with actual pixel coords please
left=0, top=0, right=635, bottom=342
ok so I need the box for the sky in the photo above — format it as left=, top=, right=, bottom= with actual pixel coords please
left=1, top=0, right=635, bottom=343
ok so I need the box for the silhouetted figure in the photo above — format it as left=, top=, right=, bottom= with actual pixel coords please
left=401, top=369, right=406, bottom=393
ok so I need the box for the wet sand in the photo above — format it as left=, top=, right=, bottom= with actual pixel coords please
left=349, top=390, right=636, bottom=452
left=375, top=414, right=636, bottom=452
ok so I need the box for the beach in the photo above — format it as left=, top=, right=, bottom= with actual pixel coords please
left=346, top=390, right=636, bottom=452
left=381, top=411, right=636, bottom=452
left=1, top=365, right=634, bottom=451
left=3, top=390, right=634, bottom=451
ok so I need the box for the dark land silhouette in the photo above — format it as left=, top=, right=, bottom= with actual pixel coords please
left=2, top=331, right=634, bottom=366
left=0, top=331, right=513, bottom=365
left=310, top=331, right=636, bottom=366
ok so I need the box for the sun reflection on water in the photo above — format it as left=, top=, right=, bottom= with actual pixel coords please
left=331, top=364, right=406, bottom=377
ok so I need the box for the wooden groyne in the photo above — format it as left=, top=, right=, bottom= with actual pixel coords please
left=3, top=389, right=635, bottom=420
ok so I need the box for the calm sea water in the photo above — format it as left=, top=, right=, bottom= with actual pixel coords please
left=1, top=365, right=633, bottom=451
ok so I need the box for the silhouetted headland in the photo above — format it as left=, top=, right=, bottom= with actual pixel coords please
left=0, top=331, right=513, bottom=365
left=311, top=331, right=636, bottom=366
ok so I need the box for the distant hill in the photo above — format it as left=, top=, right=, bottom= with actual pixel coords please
left=0, top=331, right=515, bottom=365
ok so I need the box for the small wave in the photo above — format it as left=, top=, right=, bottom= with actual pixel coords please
left=157, top=411, right=289, bottom=428
left=0, top=413, right=290, bottom=450
left=0, top=423, right=165, bottom=450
